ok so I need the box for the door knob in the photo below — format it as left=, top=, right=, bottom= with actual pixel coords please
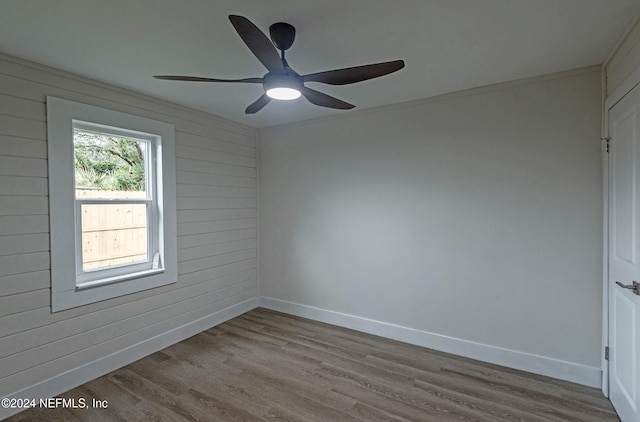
left=615, top=281, right=640, bottom=296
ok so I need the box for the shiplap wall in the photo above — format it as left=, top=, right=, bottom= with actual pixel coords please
left=0, top=53, right=257, bottom=399
left=605, top=17, right=640, bottom=97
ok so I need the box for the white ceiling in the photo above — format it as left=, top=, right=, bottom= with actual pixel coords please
left=1, top=0, right=638, bottom=128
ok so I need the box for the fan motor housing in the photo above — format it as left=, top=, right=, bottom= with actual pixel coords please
left=263, top=71, right=303, bottom=93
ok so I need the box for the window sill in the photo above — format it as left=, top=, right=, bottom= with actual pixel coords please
left=76, top=268, right=166, bottom=291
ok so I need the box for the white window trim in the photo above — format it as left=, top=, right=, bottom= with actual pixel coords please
left=47, top=97, right=177, bottom=312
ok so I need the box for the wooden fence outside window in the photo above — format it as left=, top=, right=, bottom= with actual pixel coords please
left=77, top=189, right=148, bottom=270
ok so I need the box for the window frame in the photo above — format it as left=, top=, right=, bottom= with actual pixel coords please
left=47, top=97, right=177, bottom=312
left=73, top=124, right=157, bottom=286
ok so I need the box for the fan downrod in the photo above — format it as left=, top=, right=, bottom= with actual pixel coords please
left=269, top=22, right=296, bottom=52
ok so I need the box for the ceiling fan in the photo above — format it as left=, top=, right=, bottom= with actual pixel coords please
left=154, top=15, right=405, bottom=114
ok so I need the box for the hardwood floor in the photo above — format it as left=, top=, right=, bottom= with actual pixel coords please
left=6, top=308, right=618, bottom=421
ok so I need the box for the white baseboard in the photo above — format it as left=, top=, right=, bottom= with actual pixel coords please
left=1, top=298, right=258, bottom=421
left=259, top=296, right=602, bottom=389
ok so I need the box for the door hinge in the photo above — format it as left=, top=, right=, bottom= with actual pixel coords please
left=605, top=346, right=609, bottom=361
left=603, top=137, right=611, bottom=153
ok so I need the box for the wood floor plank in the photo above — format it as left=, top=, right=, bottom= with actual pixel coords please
left=365, top=355, right=581, bottom=421
left=235, top=366, right=361, bottom=421
left=436, top=368, right=617, bottom=421
left=125, top=352, right=189, bottom=397
left=108, top=369, right=197, bottom=421
left=5, top=308, right=618, bottom=422
left=133, top=345, right=272, bottom=419
left=178, top=387, right=266, bottom=422
left=348, top=401, right=414, bottom=422
left=320, top=361, right=524, bottom=422
left=262, top=405, right=313, bottom=422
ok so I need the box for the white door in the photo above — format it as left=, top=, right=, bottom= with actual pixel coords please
left=609, top=82, right=640, bottom=422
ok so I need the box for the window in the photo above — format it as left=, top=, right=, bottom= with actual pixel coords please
left=47, top=97, right=177, bottom=312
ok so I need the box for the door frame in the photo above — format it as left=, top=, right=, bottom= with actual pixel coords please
left=603, top=65, right=640, bottom=397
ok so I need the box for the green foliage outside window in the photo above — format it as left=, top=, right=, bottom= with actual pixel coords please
left=74, top=130, right=146, bottom=191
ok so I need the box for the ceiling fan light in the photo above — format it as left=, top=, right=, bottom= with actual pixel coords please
left=263, top=72, right=303, bottom=101
left=266, top=87, right=301, bottom=100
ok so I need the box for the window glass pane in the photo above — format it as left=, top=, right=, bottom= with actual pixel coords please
left=74, top=129, right=147, bottom=199
left=80, top=203, right=149, bottom=271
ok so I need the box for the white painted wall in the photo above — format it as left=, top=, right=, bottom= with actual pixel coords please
left=259, top=68, right=603, bottom=374
left=0, top=52, right=257, bottom=413
left=604, top=17, right=640, bottom=97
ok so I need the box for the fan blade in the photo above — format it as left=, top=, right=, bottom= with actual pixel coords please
left=245, top=93, right=272, bottom=114
left=303, top=60, right=405, bottom=85
left=154, top=75, right=263, bottom=83
left=301, top=87, right=355, bottom=110
left=229, top=15, right=284, bottom=73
